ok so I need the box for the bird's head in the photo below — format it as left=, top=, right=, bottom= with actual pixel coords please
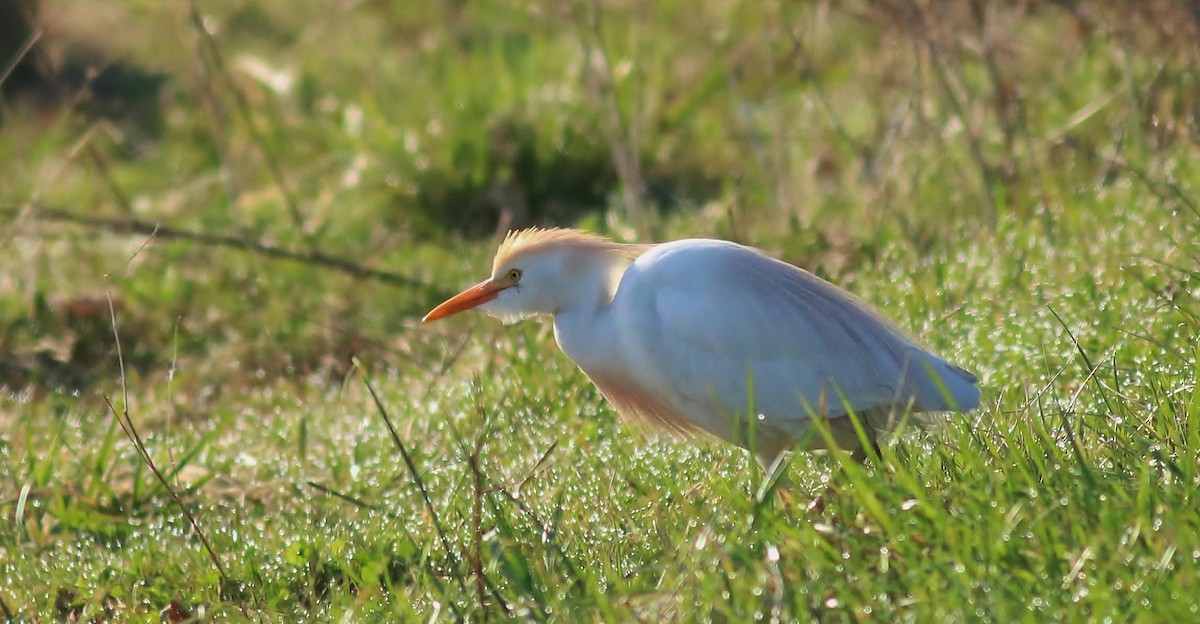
left=422, top=228, right=646, bottom=325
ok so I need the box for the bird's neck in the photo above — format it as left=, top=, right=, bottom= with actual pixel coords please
left=553, top=251, right=630, bottom=315
left=553, top=302, right=619, bottom=375
left=550, top=256, right=630, bottom=371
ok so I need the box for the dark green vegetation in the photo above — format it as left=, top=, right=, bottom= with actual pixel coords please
left=2, top=0, right=1198, bottom=620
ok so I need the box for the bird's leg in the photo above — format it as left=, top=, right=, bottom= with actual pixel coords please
left=808, top=417, right=882, bottom=513
left=756, top=416, right=883, bottom=513
left=755, top=450, right=836, bottom=513
left=847, top=430, right=883, bottom=464
left=755, top=451, right=793, bottom=503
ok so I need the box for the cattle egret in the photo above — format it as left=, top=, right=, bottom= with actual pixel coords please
left=423, top=228, right=980, bottom=472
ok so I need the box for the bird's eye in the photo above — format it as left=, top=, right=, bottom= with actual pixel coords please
left=507, top=268, right=522, bottom=283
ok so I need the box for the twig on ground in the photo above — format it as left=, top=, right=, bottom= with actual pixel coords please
left=487, top=440, right=558, bottom=495
left=446, top=378, right=512, bottom=618
left=101, top=233, right=269, bottom=621
left=105, top=394, right=228, bottom=579
left=911, top=2, right=999, bottom=226
left=419, top=331, right=474, bottom=406
left=569, top=0, right=650, bottom=237
left=305, top=480, right=387, bottom=516
left=183, top=0, right=313, bottom=248
left=104, top=232, right=226, bottom=574
left=360, top=370, right=467, bottom=594
left=305, top=480, right=462, bottom=613
left=85, top=142, right=135, bottom=216
left=0, top=27, right=41, bottom=88
left=466, top=395, right=491, bottom=619
left=1, top=204, right=439, bottom=294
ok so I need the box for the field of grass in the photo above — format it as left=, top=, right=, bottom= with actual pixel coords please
left=2, top=0, right=1199, bottom=620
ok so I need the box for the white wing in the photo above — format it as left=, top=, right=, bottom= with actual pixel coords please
left=613, top=239, right=979, bottom=438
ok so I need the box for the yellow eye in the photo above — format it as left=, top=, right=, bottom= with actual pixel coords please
left=507, top=268, right=522, bottom=283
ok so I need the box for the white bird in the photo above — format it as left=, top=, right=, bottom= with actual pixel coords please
left=423, top=228, right=980, bottom=472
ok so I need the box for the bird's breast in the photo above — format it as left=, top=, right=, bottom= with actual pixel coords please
left=585, top=370, right=699, bottom=437
left=552, top=297, right=700, bottom=437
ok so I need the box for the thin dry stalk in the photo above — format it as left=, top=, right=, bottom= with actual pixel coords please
left=1, top=204, right=438, bottom=294
left=304, top=479, right=462, bottom=614
left=571, top=0, right=650, bottom=237
left=183, top=0, right=313, bottom=248
left=361, top=373, right=467, bottom=590
left=85, top=141, right=134, bottom=216
left=0, top=27, right=41, bottom=88
left=305, top=480, right=388, bottom=516
left=466, top=421, right=489, bottom=619
left=104, top=394, right=229, bottom=579
left=450, top=379, right=512, bottom=618
left=911, top=1, right=999, bottom=226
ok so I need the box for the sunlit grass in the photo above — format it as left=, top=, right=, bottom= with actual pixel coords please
left=2, top=0, right=1199, bottom=620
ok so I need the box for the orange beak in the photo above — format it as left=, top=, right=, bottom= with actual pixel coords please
left=422, top=279, right=507, bottom=323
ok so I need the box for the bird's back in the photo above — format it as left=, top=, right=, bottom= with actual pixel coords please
left=608, top=239, right=979, bottom=447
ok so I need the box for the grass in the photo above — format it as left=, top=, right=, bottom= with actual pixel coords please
left=1, top=0, right=1199, bottom=620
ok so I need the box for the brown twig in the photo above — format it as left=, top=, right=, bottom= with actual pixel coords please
left=0, top=27, right=41, bottom=88
left=486, top=440, right=558, bottom=495
left=570, top=0, right=650, bottom=237
left=85, top=142, right=135, bottom=216
left=304, top=479, right=462, bottom=613
left=104, top=394, right=228, bottom=579
left=305, top=480, right=387, bottom=516
left=969, top=0, right=1018, bottom=178
left=912, top=2, right=1000, bottom=226
left=105, top=388, right=264, bottom=621
left=446, top=378, right=512, bottom=619
left=360, top=371, right=466, bottom=592
left=183, top=0, right=313, bottom=248
left=466, top=404, right=489, bottom=619
left=1, top=204, right=440, bottom=294
left=99, top=222, right=265, bottom=621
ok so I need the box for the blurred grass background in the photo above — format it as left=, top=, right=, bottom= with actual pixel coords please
left=1, top=0, right=1198, bottom=620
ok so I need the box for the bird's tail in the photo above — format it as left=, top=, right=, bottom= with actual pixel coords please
left=907, top=349, right=981, bottom=413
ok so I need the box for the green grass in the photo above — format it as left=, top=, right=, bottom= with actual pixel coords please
left=2, top=0, right=1199, bottom=620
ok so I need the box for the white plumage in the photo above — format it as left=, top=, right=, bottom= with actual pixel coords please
left=424, top=228, right=980, bottom=467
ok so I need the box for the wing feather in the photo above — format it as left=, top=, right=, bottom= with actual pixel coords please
left=615, top=240, right=978, bottom=432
